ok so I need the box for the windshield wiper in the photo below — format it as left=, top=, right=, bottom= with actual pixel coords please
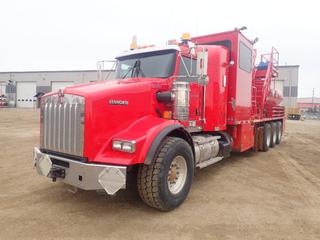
left=135, top=60, right=146, bottom=77
left=122, top=60, right=145, bottom=79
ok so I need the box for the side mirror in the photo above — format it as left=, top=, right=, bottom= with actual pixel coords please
left=196, top=50, right=208, bottom=77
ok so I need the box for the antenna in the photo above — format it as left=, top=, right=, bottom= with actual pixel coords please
left=312, top=88, right=315, bottom=110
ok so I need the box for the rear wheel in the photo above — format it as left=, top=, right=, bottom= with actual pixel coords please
left=275, top=121, right=282, bottom=144
left=262, top=123, right=271, bottom=152
left=137, top=137, right=194, bottom=211
left=270, top=122, right=277, bottom=148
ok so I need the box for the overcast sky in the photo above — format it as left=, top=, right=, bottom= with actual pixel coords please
left=1, top=0, right=319, bottom=97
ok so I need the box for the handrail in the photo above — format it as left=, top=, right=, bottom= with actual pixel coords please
left=255, top=47, right=279, bottom=118
left=97, top=60, right=116, bottom=81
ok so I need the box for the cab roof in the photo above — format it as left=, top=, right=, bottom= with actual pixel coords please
left=116, top=45, right=180, bottom=59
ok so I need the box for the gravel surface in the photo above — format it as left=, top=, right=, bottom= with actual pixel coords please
left=1, top=109, right=320, bottom=240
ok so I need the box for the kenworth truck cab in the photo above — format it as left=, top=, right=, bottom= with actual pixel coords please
left=33, top=29, right=285, bottom=211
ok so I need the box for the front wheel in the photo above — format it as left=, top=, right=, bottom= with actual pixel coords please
left=137, top=137, right=194, bottom=211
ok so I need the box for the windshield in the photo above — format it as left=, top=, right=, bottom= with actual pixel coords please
left=115, top=50, right=176, bottom=79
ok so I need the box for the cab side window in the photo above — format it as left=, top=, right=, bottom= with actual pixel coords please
left=239, top=42, right=252, bottom=73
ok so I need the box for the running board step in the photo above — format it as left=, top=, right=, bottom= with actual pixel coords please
left=196, top=156, right=224, bottom=169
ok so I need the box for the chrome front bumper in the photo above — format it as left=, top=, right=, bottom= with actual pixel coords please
left=33, top=147, right=126, bottom=195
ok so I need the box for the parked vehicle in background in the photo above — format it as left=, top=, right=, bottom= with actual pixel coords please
left=287, top=107, right=302, bottom=120
left=0, top=94, right=8, bottom=107
left=33, top=29, right=285, bottom=211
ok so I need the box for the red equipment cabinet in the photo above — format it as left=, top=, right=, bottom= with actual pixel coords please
left=193, top=30, right=255, bottom=124
left=34, top=29, right=285, bottom=211
left=193, top=30, right=283, bottom=152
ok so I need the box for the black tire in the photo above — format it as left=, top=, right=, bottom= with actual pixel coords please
left=269, top=122, right=277, bottom=148
left=262, top=123, right=271, bottom=152
left=275, top=121, right=282, bottom=144
left=137, top=137, right=194, bottom=211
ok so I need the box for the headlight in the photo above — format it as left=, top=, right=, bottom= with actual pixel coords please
left=112, top=139, right=136, bottom=153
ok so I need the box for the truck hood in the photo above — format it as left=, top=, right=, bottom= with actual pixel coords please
left=62, top=78, right=164, bottom=98
left=61, top=78, right=168, bottom=161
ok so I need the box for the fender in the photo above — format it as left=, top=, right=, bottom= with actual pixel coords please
left=92, top=115, right=193, bottom=166
left=144, top=124, right=183, bottom=165
left=94, top=115, right=194, bottom=166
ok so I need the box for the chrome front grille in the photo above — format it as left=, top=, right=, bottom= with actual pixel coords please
left=40, top=94, right=85, bottom=156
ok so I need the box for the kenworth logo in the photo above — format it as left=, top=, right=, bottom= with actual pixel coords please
left=108, top=99, right=129, bottom=105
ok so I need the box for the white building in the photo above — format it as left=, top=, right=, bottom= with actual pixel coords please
left=0, top=65, right=299, bottom=109
left=0, top=70, right=113, bottom=108
left=272, top=65, right=299, bottom=108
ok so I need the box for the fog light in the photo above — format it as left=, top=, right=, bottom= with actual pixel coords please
left=112, top=140, right=136, bottom=153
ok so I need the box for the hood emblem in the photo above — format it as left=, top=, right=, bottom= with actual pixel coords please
left=58, top=89, right=64, bottom=97
left=58, top=89, right=64, bottom=104
left=109, top=99, right=128, bottom=106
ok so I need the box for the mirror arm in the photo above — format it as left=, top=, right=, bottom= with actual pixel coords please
left=179, top=53, right=191, bottom=77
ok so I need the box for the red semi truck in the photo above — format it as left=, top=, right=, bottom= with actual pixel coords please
left=33, top=29, right=285, bottom=211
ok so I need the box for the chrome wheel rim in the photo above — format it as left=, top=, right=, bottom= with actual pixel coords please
left=273, top=128, right=277, bottom=143
left=266, top=129, right=271, bottom=146
left=278, top=124, right=282, bottom=141
left=167, top=155, right=187, bottom=195
left=278, top=128, right=282, bottom=141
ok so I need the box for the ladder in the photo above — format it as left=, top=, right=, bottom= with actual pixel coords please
left=252, top=47, right=279, bottom=119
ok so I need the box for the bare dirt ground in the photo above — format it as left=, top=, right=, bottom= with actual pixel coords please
left=1, top=109, right=320, bottom=240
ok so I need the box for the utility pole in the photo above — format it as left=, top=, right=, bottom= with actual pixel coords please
left=312, top=88, right=315, bottom=111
